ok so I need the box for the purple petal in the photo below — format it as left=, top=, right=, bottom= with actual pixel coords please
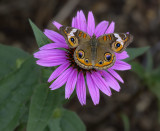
left=95, top=21, right=109, bottom=37
left=86, top=72, right=100, bottom=105
left=36, top=59, right=67, bottom=67
left=91, top=71, right=111, bottom=96
left=107, top=68, right=124, bottom=83
left=34, top=49, right=66, bottom=59
left=53, top=21, right=62, bottom=29
left=87, top=11, right=95, bottom=36
left=65, top=69, right=78, bottom=99
left=111, top=60, right=131, bottom=71
left=49, top=67, right=72, bottom=90
left=37, top=58, right=66, bottom=62
left=105, top=21, right=115, bottom=34
left=72, top=17, right=75, bottom=27
left=48, top=62, right=70, bottom=82
left=75, top=11, right=81, bottom=29
left=76, top=71, right=86, bottom=105
left=44, top=29, right=65, bottom=43
left=100, top=71, right=121, bottom=92
left=40, top=55, right=67, bottom=61
left=79, top=10, right=87, bottom=32
left=73, top=17, right=78, bottom=28
left=115, top=51, right=129, bottom=60
left=39, top=43, right=68, bottom=50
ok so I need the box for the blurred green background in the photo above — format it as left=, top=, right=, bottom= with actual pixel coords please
left=0, top=0, right=160, bottom=131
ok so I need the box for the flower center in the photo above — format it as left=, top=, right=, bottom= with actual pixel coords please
left=66, top=48, right=96, bottom=73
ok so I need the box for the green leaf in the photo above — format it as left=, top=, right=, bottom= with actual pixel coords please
left=145, top=51, right=153, bottom=72
left=0, top=44, right=29, bottom=79
left=120, top=113, right=130, bottom=131
left=130, top=61, right=145, bottom=79
left=60, top=109, right=86, bottom=131
left=41, top=68, right=56, bottom=82
left=29, top=19, right=51, bottom=47
left=48, top=108, right=86, bottom=131
left=149, top=81, right=160, bottom=100
left=48, top=117, right=61, bottom=131
left=151, top=67, right=160, bottom=81
left=15, top=123, right=27, bottom=131
left=27, top=84, right=65, bottom=131
left=125, top=47, right=150, bottom=62
left=0, top=57, right=40, bottom=131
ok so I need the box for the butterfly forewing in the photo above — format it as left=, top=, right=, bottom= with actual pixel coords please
left=59, top=26, right=91, bottom=48
left=97, top=33, right=133, bottom=53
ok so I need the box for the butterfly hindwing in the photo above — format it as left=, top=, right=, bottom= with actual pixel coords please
left=93, top=42, right=116, bottom=70
left=74, top=42, right=93, bottom=69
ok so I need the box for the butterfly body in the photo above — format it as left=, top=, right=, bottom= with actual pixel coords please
left=59, top=26, right=133, bottom=70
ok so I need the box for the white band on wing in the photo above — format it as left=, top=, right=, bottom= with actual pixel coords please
left=67, top=29, right=77, bottom=39
left=114, top=33, right=124, bottom=45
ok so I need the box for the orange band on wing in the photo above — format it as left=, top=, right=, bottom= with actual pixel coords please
left=95, top=60, right=113, bottom=67
left=83, top=33, right=87, bottom=38
left=95, top=56, right=114, bottom=67
left=79, top=32, right=82, bottom=37
left=108, top=35, right=112, bottom=40
left=103, top=36, right=107, bottom=41
left=114, top=46, right=123, bottom=52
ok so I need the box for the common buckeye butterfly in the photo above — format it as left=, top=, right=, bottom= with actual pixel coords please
left=59, top=26, right=133, bottom=70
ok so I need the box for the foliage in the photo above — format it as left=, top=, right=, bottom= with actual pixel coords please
left=131, top=51, right=160, bottom=122
left=0, top=20, right=150, bottom=131
left=120, top=113, right=130, bottom=131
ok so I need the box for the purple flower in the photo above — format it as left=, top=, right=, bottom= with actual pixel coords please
left=34, top=11, right=131, bottom=105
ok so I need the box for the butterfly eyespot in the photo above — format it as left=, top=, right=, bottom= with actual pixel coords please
left=105, top=53, right=112, bottom=62
left=70, top=38, right=74, bottom=43
left=77, top=50, right=84, bottom=59
left=116, top=43, right=121, bottom=48
left=85, top=59, right=89, bottom=63
left=68, top=36, right=78, bottom=48
left=99, top=61, right=103, bottom=65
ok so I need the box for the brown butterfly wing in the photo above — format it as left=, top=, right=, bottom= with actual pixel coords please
left=74, top=43, right=93, bottom=70
left=97, top=33, right=133, bottom=53
left=59, top=26, right=91, bottom=48
left=93, top=43, right=116, bottom=70
left=94, top=33, right=133, bottom=70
